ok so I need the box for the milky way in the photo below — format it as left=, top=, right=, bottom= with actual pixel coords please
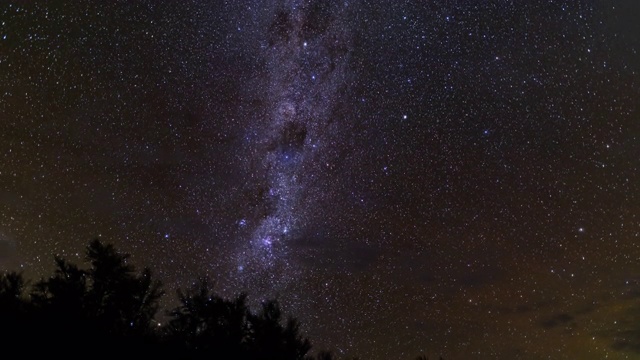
left=232, top=1, right=354, bottom=293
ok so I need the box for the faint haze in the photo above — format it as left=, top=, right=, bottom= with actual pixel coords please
left=0, top=231, right=18, bottom=270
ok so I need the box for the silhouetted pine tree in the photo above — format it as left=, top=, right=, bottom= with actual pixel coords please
left=246, top=298, right=311, bottom=360
left=314, top=350, right=335, bottom=360
left=164, top=277, right=312, bottom=360
left=164, top=277, right=249, bottom=358
left=28, top=239, right=164, bottom=355
left=0, top=271, right=31, bottom=343
left=84, top=239, right=164, bottom=338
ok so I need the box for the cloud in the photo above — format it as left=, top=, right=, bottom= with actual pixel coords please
left=611, top=329, right=640, bottom=354
left=540, top=313, right=574, bottom=329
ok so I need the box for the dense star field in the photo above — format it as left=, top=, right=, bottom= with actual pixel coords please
left=1, top=1, right=639, bottom=358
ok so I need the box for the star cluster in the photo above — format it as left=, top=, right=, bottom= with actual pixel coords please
left=1, top=1, right=639, bottom=359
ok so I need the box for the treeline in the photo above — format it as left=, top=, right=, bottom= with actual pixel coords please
left=0, top=239, right=316, bottom=359
left=0, top=239, right=443, bottom=360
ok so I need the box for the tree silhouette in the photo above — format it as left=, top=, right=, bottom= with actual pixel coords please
left=0, top=238, right=410, bottom=359
left=31, top=256, right=87, bottom=313
left=29, top=256, right=90, bottom=348
left=314, top=350, right=335, bottom=360
left=164, top=277, right=249, bottom=358
left=246, top=298, right=312, bottom=360
left=83, top=239, right=164, bottom=338
left=0, top=270, right=28, bottom=310
left=165, top=277, right=312, bottom=360
left=27, top=239, right=164, bottom=354
left=0, top=271, right=32, bottom=343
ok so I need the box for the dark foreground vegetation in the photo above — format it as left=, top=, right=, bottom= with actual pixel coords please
left=0, top=239, right=442, bottom=360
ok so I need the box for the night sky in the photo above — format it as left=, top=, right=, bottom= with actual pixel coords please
left=1, top=1, right=639, bottom=359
